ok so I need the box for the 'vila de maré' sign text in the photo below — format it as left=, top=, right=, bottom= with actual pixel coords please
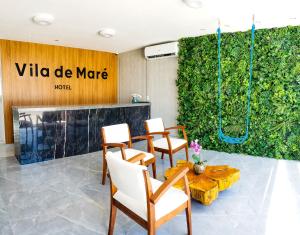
left=15, top=63, right=108, bottom=79
left=15, top=63, right=109, bottom=90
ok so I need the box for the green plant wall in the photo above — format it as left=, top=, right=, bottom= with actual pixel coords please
left=177, top=25, right=300, bottom=160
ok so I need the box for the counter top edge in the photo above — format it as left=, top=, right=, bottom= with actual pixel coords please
left=12, top=103, right=150, bottom=112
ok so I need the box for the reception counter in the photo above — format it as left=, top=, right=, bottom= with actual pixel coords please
left=13, top=103, right=150, bottom=164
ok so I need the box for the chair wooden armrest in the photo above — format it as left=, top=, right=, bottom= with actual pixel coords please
left=148, top=131, right=173, bottom=152
left=102, top=143, right=127, bottom=160
left=131, top=135, right=153, bottom=141
left=127, top=153, right=146, bottom=165
left=148, top=131, right=170, bottom=137
left=165, top=125, right=188, bottom=141
left=165, top=125, right=186, bottom=131
left=102, top=143, right=126, bottom=148
left=150, top=167, right=189, bottom=204
left=132, top=135, right=155, bottom=153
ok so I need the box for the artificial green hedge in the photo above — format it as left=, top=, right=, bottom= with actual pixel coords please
left=177, top=25, right=300, bottom=160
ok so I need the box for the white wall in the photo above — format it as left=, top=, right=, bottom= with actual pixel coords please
left=118, top=49, right=147, bottom=103
left=146, top=58, right=178, bottom=127
left=119, top=48, right=178, bottom=127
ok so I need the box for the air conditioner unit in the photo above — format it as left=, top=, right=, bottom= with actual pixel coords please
left=144, top=42, right=178, bottom=60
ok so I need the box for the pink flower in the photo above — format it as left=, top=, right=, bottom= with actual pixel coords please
left=190, top=139, right=202, bottom=155
left=190, top=141, right=195, bottom=148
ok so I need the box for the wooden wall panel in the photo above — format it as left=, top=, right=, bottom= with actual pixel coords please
left=0, top=40, right=118, bottom=143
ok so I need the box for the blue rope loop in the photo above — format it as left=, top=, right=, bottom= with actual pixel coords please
left=217, top=24, right=255, bottom=144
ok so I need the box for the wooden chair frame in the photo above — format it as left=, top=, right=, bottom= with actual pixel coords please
left=145, top=121, right=189, bottom=167
left=108, top=154, right=192, bottom=235
left=101, top=126, right=156, bottom=185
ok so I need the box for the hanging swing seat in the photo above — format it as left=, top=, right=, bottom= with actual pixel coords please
left=217, top=22, right=255, bottom=144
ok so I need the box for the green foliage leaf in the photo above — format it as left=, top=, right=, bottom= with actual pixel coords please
left=177, top=25, right=300, bottom=160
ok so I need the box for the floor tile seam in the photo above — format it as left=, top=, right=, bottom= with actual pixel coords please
left=7, top=212, right=102, bottom=235
left=57, top=213, right=104, bottom=235
left=4, top=206, right=17, bottom=235
left=48, top=180, right=103, bottom=193
left=6, top=200, right=104, bottom=222
left=0, top=175, right=23, bottom=185
left=0, top=207, right=8, bottom=214
left=7, top=209, right=51, bottom=223
left=67, top=165, right=101, bottom=174
left=59, top=163, right=101, bottom=174
left=191, top=211, right=257, bottom=217
left=50, top=188, right=105, bottom=210
left=72, top=180, right=103, bottom=192
left=123, top=221, right=139, bottom=234
left=38, top=161, right=68, bottom=167
left=79, top=184, right=106, bottom=194
left=0, top=173, right=36, bottom=183
left=72, top=194, right=104, bottom=209
left=11, top=184, right=60, bottom=194
left=0, top=165, right=23, bottom=173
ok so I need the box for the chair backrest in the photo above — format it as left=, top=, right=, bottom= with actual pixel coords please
left=145, top=118, right=165, bottom=133
left=106, top=151, right=147, bottom=203
left=102, top=123, right=130, bottom=143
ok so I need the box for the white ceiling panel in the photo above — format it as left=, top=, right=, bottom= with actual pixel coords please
left=0, top=0, right=299, bottom=53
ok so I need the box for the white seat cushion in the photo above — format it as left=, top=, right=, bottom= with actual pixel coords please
left=113, top=178, right=188, bottom=221
left=151, top=178, right=188, bottom=220
left=153, top=137, right=187, bottom=150
left=113, top=148, right=154, bottom=162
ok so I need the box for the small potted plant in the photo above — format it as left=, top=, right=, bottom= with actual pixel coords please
left=190, top=139, right=207, bottom=175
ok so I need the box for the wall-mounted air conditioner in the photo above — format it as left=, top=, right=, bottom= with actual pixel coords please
left=144, top=42, right=178, bottom=60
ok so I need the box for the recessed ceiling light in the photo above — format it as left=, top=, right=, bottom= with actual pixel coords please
left=224, top=24, right=230, bottom=27
left=32, top=13, right=54, bottom=26
left=289, top=17, right=296, bottom=20
left=98, top=28, right=116, bottom=38
left=183, top=0, right=202, bottom=9
left=200, top=28, right=206, bottom=30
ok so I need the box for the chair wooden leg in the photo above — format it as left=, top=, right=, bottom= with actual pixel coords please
left=147, top=220, right=155, bottom=235
left=169, top=152, right=174, bottom=167
left=102, top=158, right=107, bottom=185
left=186, top=201, right=192, bottom=235
left=185, top=145, right=189, bottom=161
left=108, top=202, right=117, bottom=235
left=161, top=152, right=164, bottom=159
left=152, top=162, right=156, bottom=179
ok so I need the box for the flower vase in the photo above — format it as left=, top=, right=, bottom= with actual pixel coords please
left=193, top=164, right=205, bottom=175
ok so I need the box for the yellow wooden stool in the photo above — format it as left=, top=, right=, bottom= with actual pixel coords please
left=165, top=161, right=219, bottom=205
left=204, top=165, right=240, bottom=191
left=164, top=160, right=240, bottom=205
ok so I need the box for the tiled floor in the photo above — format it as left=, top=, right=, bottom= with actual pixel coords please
left=0, top=144, right=14, bottom=158
left=0, top=142, right=300, bottom=235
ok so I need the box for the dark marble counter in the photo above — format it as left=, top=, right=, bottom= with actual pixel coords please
left=13, top=103, right=150, bottom=164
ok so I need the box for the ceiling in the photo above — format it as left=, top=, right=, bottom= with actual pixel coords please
left=0, top=0, right=299, bottom=54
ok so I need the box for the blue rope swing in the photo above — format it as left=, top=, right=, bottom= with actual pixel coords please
left=217, top=22, right=255, bottom=144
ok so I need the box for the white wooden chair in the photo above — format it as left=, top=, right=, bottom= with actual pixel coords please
left=106, top=151, right=192, bottom=235
left=101, top=123, right=156, bottom=185
left=145, top=118, right=189, bottom=167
